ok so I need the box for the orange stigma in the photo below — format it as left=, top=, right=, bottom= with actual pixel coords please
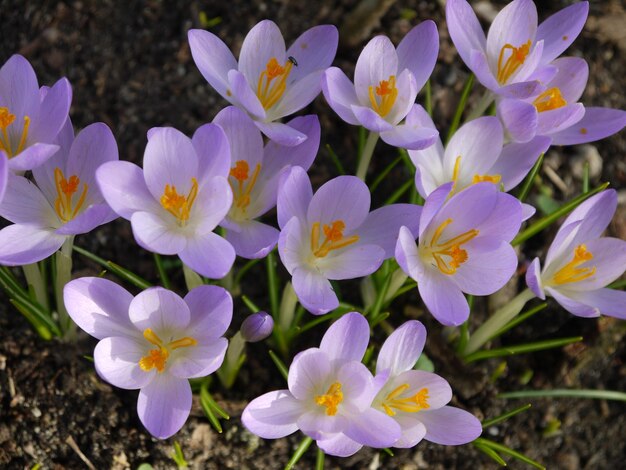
left=533, top=87, right=567, bottom=113
left=497, top=40, right=531, bottom=84
left=229, top=160, right=261, bottom=213
left=138, top=328, right=197, bottom=373
left=256, top=57, right=293, bottom=110
left=369, top=75, right=398, bottom=117
left=315, top=382, right=343, bottom=416
left=160, top=178, right=198, bottom=226
left=310, top=220, right=359, bottom=258
left=382, top=384, right=430, bottom=416
left=0, top=107, right=30, bottom=158
left=54, top=168, right=88, bottom=222
left=425, top=218, right=479, bottom=275
left=553, top=244, right=596, bottom=285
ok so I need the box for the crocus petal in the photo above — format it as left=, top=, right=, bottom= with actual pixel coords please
left=396, top=20, right=439, bottom=92
left=354, top=35, right=398, bottom=106
left=191, top=122, right=231, bottom=182
left=94, top=336, right=152, bottom=390
left=286, top=25, right=338, bottom=83
left=418, top=406, right=482, bottom=445
left=395, top=370, right=453, bottom=410
left=536, top=103, right=585, bottom=136
left=227, top=69, right=266, bottom=121
left=376, top=320, right=427, bottom=375
left=178, top=232, right=235, bottom=279
left=0, top=154, right=7, bottom=202
left=537, top=2, right=589, bottom=65
left=298, top=411, right=347, bottom=440
left=288, top=348, right=331, bottom=400
left=344, top=408, right=401, bottom=448
left=277, top=216, right=307, bottom=274
left=549, top=107, right=626, bottom=145
left=497, top=98, right=537, bottom=143
left=184, top=285, right=233, bottom=340
left=492, top=136, right=552, bottom=191
left=358, top=204, right=422, bottom=258
left=241, top=390, right=301, bottom=439
left=548, top=57, right=588, bottom=103
left=254, top=120, right=307, bottom=146
left=469, top=49, right=502, bottom=91
left=446, top=0, right=486, bottom=66
left=277, top=166, right=312, bottom=228
left=191, top=176, right=233, bottom=233
left=395, top=226, right=423, bottom=281
left=0, top=224, right=64, bottom=265
left=129, top=287, right=191, bottom=332
left=131, top=211, right=187, bottom=255
left=393, top=415, right=426, bottom=448
left=498, top=78, right=544, bottom=100
left=472, top=192, right=523, bottom=242
left=213, top=106, right=264, bottom=170
left=0, top=174, right=57, bottom=226
left=32, top=77, right=71, bottom=143
left=225, top=219, right=279, bottom=259
left=321, top=67, right=360, bottom=125
left=188, top=29, right=238, bottom=101
left=320, top=311, right=370, bottom=363
left=316, top=432, right=363, bottom=457
left=168, top=337, right=228, bottom=379
left=316, top=244, right=385, bottom=280
left=137, top=374, right=192, bottom=439
left=545, top=287, right=599, bottom=318
left=526, top=257, right=545, bottom=299
left=238, top=20, right=286, bottom=87
left=0, top=55, right=40, bottom=122
left=568, top=237, right=626, bottom=291
left=384, top=68, right=418, bottom=126
left=7, top=143, right=59, bottom=172
left=55, top=203, right=117, bottom=235
left=292, top=267, right=338, bottom=315
left=419, top=183, right=453, bottom=238
left=270, top=70, right=324, bottom=120
left=336, top=360, right=379, bottom=410
left=379, top=122, right=438, bottom=150
left=63, top=277, right=136, bottom=339
left=351, top=104, right=394, bottom=132
left=563, top=288, right=626, bottom=320
left=419, top=272, right=469, bottom=326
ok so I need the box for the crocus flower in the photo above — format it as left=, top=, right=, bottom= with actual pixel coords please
left=240, top=311, right=274, bottom=343
left=498, top=57, right=626, bottom=144
left=64, top=278, right=232, bottom=438
left=242, top=312, right=401, bottom=457
left=322, top=22, right=439, bottom=149
left=0, top=54, right=72, bottom=171
left=97, top=126, right=235, bottom=279
left=396, top=182, right=522, bottom=325
left=189, top=21, right=337, bottom=146
left=215, top=106, right=319, bottom=258
left=446, top=0, right=589, bottom=99
left=277, top=166, right=421, bottom=315
left=408, top=112, right=550, bottom=200
left=373, top=320, right=482, bottom=447
left=0, top=122, right=118, bottom=265
left=526, top=190, right=626, bottom=319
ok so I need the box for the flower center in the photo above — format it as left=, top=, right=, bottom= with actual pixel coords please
left=533, top=87, right=567, bottom=113
left=382, top=384, right=430, bottom=416
left=54, top=168, right=88, bottom=223
left=497, top=40, right=531, bottom=84
left=368, top=75, right=398, bottom=118
left=256, top=57, right=294, bottom=110
left=138, top=328, right=198, bottom=373
left=310, top=220, right=359, bottom=258
left=0, top=106, right=30, bottom=158
left=160, top=178, right=198, bottom=226
left=229, top=160, right=261, bottom=215
left=315, top=382, right=343, bottom=416
left=552, top=244, right=596, bottom=285
left=451, top=156, right=501, bottom=193
left=425, top=218, right=479, bottom=275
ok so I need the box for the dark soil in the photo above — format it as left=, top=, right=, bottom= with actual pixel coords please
left=1, top=0, right=625, bottom=469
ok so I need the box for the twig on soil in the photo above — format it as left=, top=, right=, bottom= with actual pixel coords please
left=65, top=435, right=96, bottom=470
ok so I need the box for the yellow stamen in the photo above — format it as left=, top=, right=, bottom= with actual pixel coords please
left=54, top=168, right=88, bottom=222
left=368, top=75, right=398, bottom=118
left=229, top=160, right=261, bottom=213
left=138, top=328, right=197, bottom=373
left=256, top=57, right=293, bottom=110
left=451, top=155, right=462, bottom=192
left=382, top=384, right=430, bottom=417
left=310, top=220, right=359, bottom=258
left=0, top=107, right=30, bottom=158
left=426, top=218, right=479, bottom=275
left=472, top=174, right=502, bottom=184
left=533, top=87, right=567, bottom=113
left=553, top=244, right=596, bottom=285
left=160, top=177, right=198, bottom=226
left=315, top=382, right=343, bottom=416
left=497, top=40, right=532, bottom=84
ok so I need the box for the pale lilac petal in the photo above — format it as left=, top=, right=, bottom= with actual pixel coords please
left=396, top=20, right=438, bottom=92
left=130, top=211, right=186, bottom=255
left=0, top=174, right=56, bottom=226
left=129, top=287, right=191, bottom=332
left=418, top=406, right=482, bottom=445
left=473, top=192, right=523, bottom=241
left=227, top=69, right=266, bottom=121
left=55, top=203, right=117, bottom=235
left=376, top=320, right=426, bottom=375
left=545, top=287, right=599, bottom=318
left=492, top=136, right=551, bottom=191
left=320, top=312, right=369, bottom=363
left=550, top=107, right=626, bottom=145
left=225, top=219, right=279, bottom=259
left=419, top=272, right=469, bottom=326
left=178, top=232, right=235, bottom=279
left=544, top=220, right=581, bottom=268
left=242, top=390, right=301, bottom=439
left=384, top=69, right=418, bottom=126
left=213, top=106, right=264, bottom=171
left=192, top=123, right=231, bottom=181
left=569, top=237, right=626, bottom=291
left=418, top=183, right=453, bottom=238
left=63, top=277, right=136, bottom=339
left=307, top=176, right=370, bottom=231
left=359, top=204, right=422, bottom=258
left=498, top=78, right=545, bottom=99
left=94, top=336, right=152, bottom=390
left=446, top=0, right=486, bottom=66
left=188, top=29, right=238, bottom=101
left=322, top=67, right=360, bottom=125
left=507, top=39, right=544, bottom=83
left=498, top=98, right=537, bottom=143
left=168, top=337, right=228, bottom=379
left=564, top=288, right=626, bottom=320
left=298, top=411, right=347, bottom=439
left=270, top=70, right=324, bottom=120
left=32, top=77, right=71, bottom=143
left=0, top=224, right=64, bottom=265
left=395, top=226, right=423, bottom=281
left=379, top=122, right=438, bottom=150
left=393, top=415, right=426, bottom=448
left=191, top=176, right=233, bottom=233
left=0, top=154, right=7, bottom=202
left=277, top=216, right=307, bottom=274
left=317, top=244, right=385, bottom=280
left=286, top=25, right=338, bottom=83
left=537, top=2, right=589, bottom=65
left=526, top=257, right=545, bottom=299
left=344, top=408, right=401, bottom=448
left=254, top=120, right=307, bottom=146
left=0, top=55, right=40, bottom=122
left=548, top=57, right=588, bottom=103
left=354, top=36, right=398, bottom=106
left=184, top=285, right=233, bottom=340
left=351, top=104, right=394, bottom=132
left=522, top=202, right=536, bottom=221
left=137, top=374, right=192, bottom=439
left=337, top=361, right=378, bottom=410
left=292, top=267, right=338, bottom=315
left=395, top=370, right=453, bottom=410
left=537, top=103, right=585, bottom=136
left=7, top=143, right=59, bottom=172
left=277, top=165, right=312, bottom=228
left=469, top=49, right=500, bottom=91
left=316, top=432, right=363, bottom=457
left=239, top=20, right=286, bottom=86
left=288, top=348, right=331, bottom=400
left=97, top=161, right=160, bottom=219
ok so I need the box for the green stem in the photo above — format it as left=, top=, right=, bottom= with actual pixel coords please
left=464, top=288, right=535, bottom=356
left=465, top=90, right=495, bottom=122
left=22, top=263, right=49, bottom=311
left=55, top=237, right=75, bottom=340
left=315, top=448, right=325, bottom=470
left=424, top=80, right=432, bottom=116
left=446, top=73, right=474, bottom=144
left=153, top=253, right=171, bottom=289
left=284, top=437, right=313, bottom=470
left=355, top=131, right=380, bottom=181
left=266, top=251, right=280, bottom=316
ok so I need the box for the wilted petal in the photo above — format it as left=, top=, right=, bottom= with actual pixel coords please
left=137, top=374, right=192, bottom=439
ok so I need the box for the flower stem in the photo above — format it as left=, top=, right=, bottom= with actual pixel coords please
left=22, top=263, right=49, bottom=311
left=465, top=89, right=495, bottom=122
left=463, top=288, right=535, bottom=356
left=55, top=237, right=75, bottom=340
left=355, top=131, right=379, bottom=181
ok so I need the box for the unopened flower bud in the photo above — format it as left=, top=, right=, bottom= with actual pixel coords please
left=240, top=311, right=274, bottom=342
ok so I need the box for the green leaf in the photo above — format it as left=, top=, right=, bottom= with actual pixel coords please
left=268, top=350, right=289, bottom=381
left=266, top=251, right=280, bottom=316
left=74, top=246, right=152, bottom=289
left=370, top=154, right=403, bottom=192
left=474, top=438, right=545, bottom=469
left=153, top=253, right=171, bottom=289
left=446, top=74, right=475, bottom=144
left=325, top=143, right=345, bottom=175
left=284, top=437, right=313, bottom=470
left=384, top=179, right=413, bottom=205
left=482, top=403, right=532, bottom=427
left=499, top=388, right=626, bottom=402
left=492, top=303, right=548, bottom=339
left=464, top=336, right=583, bottom=363
left=473, top=442, right=507, bottom=466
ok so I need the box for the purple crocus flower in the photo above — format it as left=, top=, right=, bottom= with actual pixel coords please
left=0, top=122, right=118, bottom=265
left=64, top=278, right=232, bottom=438
left=408, top=112, right=550, bottom=200
left=396, top=182, right=522, bottom=326
left=498, top=57, right=626, bottom=144
left=0, top=54, right=72, bottom=171
left=214, top=106, right=319, bottom=259
left=446, top=0, right=589, bottom=99
left=277, top=166, right=421, bottom=315
left=321, top=22, right=439, bottom=149
left=242, top=312, right=401, bottom=457
left=188, top=21, right=337, bottom=146
left=373, top=320, right=482, bottom=447
left=97, top=126, right=235, bottom=279
left=526, top=190, right=626, bottom=319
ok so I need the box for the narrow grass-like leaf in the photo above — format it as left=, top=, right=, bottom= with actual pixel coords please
left=266, top=251, right=279, bottom=316
left=153, top=253, right=171, bottom=289
left=315, top=448, right=325, bottom=470
left=370, top=154, right=403, bottom=192
left=74, top=246, right=152, bottom=289
left=464, top=336, right=583, bottom=363
left=325, top=143, right=345, bottom=175
left=517, top=153, right=545, bottom=202
left=296, top=308, right=349, bottom=335
left=493, top=303, right=548, bottom=339
left=582, top=161, right=590, bottom=194
left=234, top=258, right=262, bottom=286
left=241, top=295, right=261, bottom=313
left=474, top=438, right=545, bottom=469
left=482, top=404, right=532, bottom=427
left=268, top=350, right=289, bottom=381
left=284, top=437, right=313, bottom=470
left=10, top=299, right=53, bottom=340
left=473, top=442, right=507, bottom=466
left=424, top=80, right=432, bottom=116
left=446, top=73, right=475, bottom=144
left=499, top=389, right=626, bottom=402
left=384, top=179, right=413, bottom=205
